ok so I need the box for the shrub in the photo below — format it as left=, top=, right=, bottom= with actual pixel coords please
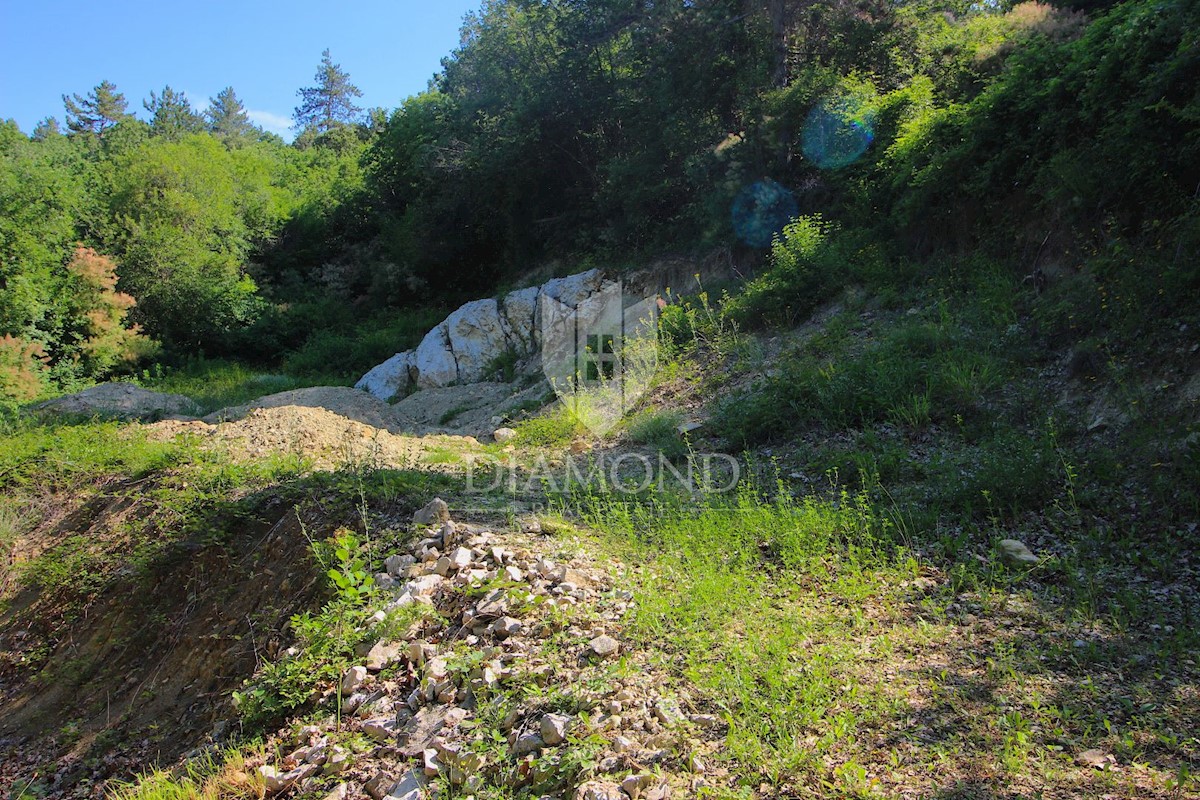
left=626, top=408, right=687, bottom=461
left=513, top=403, right=583, bottom=447
left=0, top=334, right=48, bottom=402
left=724, top=215, right=851, bottom=329
left=64, top=246, right=158, bottom=374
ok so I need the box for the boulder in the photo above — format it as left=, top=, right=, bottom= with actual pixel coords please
left=414, top=498, right=450, bottom=526
left=33, top=382, right=199, bottom=421
left=359, top=268, right=611, bottom=392
left=355, top=351, right=414, bottom=401
left=997, top=539, right=1039, bottom=568
left=501, top=285, right=541, bottom=353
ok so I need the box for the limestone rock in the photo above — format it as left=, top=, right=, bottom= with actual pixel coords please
left=361, top=716, right=400, bottom=743
left=622, top=774, right=656, bottom=800
left=491, top=616, right=523, bottom=639
left=355, top=351, right=414, bottom=401
left=1076, top=748, right=1116, bottom=770
left=512, top=732, right=543, bottom=756
left=365, top=640, right=403, bottom=671
left=997, top=539, right=1039, bottom=568
left=540, top=713, right=570, bottom=745
left=414, top=498, right=450, bottom=526
left=574, top=781, right=626, bottom=800
left=589, top=635, right=620, bottom=658
left=341, top=665, right=367, bottom=695
left=413, top=322, right=458, bottom=389
left=501, top=285, right=541, bottom=353
left=493, top=427, right=518, bottom=443
left=383, top=769, right=428, bottom=800
left=364, top=772, right=397, bottom=800
left=33, top=381, right=200, bottom=421
left=385, top=553, right=415, bottom=577
left=443, top=299, right=516, bottom=383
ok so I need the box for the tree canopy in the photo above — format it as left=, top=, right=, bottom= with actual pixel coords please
left=293, top=49, right=364, bottom=136
left=62, top=80, right=130, bottom=138
left=2, top=0, right=1197, bottom=402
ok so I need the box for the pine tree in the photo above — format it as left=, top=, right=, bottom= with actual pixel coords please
left=31, top=117, right=63, bottom=141
left=143, top=86, right=204, bottom=140
left=294, top=49, right=363, bottom=135
left=62, top=80, right=129, bottom=137
left=206, top=86, right=256, bottom=145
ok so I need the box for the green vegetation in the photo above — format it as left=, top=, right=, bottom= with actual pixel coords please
left=107, top=747, right=265, bottom=800
left=563, top=478, right=1199, bottom=797
left=625, top=408, right=687, bottom=461
left=6, top=0, right=1194, bottom=405
left=512, top=402, right=584, bottom=447
left=2, top=0, right=1199, bottom=796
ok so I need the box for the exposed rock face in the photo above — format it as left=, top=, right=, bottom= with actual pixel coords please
left=357, top=269, right=609, bottom=400
left=356, top=352, right=414, bottom=400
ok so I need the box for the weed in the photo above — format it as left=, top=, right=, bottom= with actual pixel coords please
left=512, top=403, right=583, bottom=447
left=625, top=408, right=687, bottom=460
left=107, top=745, right=266, bottom=799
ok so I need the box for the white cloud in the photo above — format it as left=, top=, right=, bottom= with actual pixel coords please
left=247, top=109, right=293, bottom=137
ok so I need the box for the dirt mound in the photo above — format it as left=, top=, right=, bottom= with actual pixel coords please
left=150, top=405, right=481, bottom=471
left=389, top=380, right=552, bottom=434
left=31, top=381, right=200, bottom=420
left=200, top=381, right=552, bottom=441
left=202, top=386, right=418, bottom=432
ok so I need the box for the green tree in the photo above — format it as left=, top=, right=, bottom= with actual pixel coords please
left=62, top=80, right=130, bottom=137
left=0, top=121, right=85, bottom=349
left=206, top=86, right=257, bottom=146
left=143, top=85, right=204, bottom=140
left=102, top=134, right=272, bottom=349
left=32, top=117, right=63, bottom=142
left=294, top=49, right=363, bottom=136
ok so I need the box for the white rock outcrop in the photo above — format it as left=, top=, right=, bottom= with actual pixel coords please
left=356, top=268, right=608, bottom=401
left=355, top=352, right=414, bottom=400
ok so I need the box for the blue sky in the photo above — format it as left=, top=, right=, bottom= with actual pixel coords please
left=0, top=0, right=481, bottom=140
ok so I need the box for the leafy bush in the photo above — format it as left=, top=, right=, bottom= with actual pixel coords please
left=626, top=408, right=687, bottom=461
left=233, top=528, right=388, bottom=728
left=0, top=335, right=48, bottom=403
left=725, top=215, right=834, bottom=328
left=280, top=306, right=446, bottom=382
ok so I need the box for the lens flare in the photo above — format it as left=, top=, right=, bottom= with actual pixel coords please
left=801, top=95, right=876, bottom=170
left=731, top=179, right=799, bottom=248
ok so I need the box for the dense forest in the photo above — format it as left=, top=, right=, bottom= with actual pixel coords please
left=2, top=0, right=1197, bottom=402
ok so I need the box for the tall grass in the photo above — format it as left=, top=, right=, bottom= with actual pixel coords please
left=563, top=480, right=912, bottom=790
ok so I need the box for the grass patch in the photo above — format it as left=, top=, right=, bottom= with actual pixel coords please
left=512, top=403, right=584, bottom=447
left=562, top=479, right=1199, bottom=798
left=107, top=746, right=266, bottom=800
left=625, top=408, right=687, bottom=460
left=140, top=358, right=311, bottom=415
left=0, top=416, right=184, bottom=490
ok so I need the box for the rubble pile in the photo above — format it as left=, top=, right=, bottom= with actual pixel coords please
left=249, top=499, right=724, bottom=799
